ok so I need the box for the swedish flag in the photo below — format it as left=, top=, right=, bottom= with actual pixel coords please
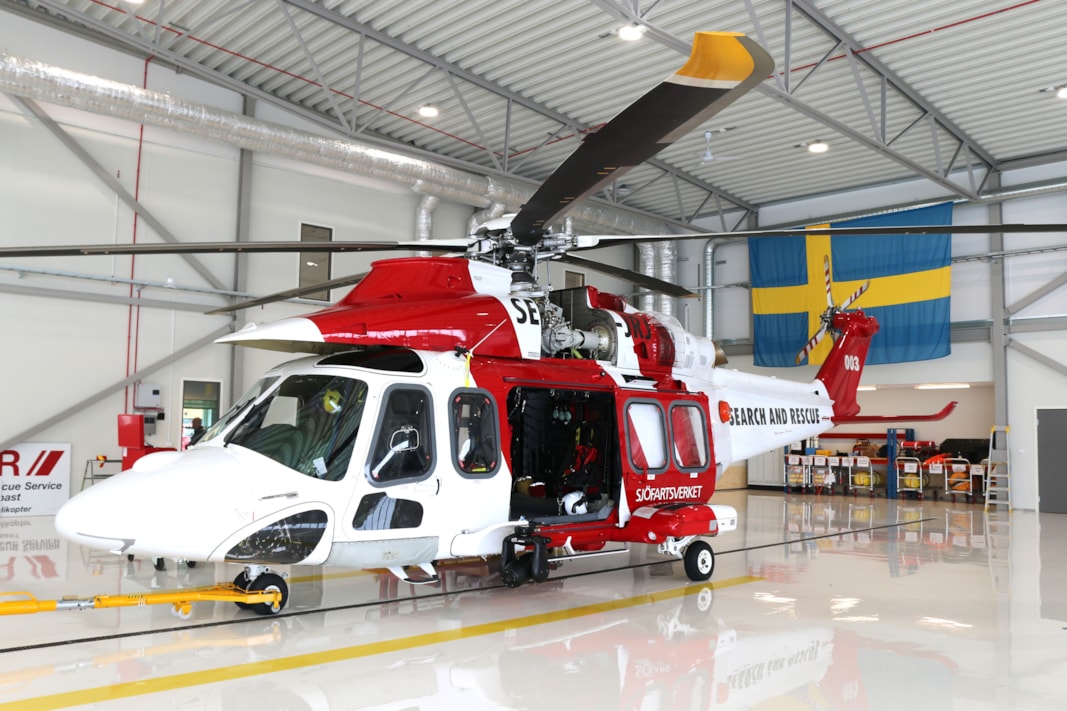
left=750, top=203, right=952, bottom=367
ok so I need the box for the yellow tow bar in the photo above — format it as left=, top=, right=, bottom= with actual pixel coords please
left=0, top=584, right=283, bottom=619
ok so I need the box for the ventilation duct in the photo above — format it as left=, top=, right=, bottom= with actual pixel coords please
left=654, top=241, right=676, bottom=317
left=635, top=242, right=655, bottom=313
left=0, top=54, right=670, bottom=238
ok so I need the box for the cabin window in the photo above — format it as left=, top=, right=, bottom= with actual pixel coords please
left=352, top=493, right=424, bottom=530
left=367, top=386, right=434, bottom=483
left=226, top=374, right=368, bottom=481
left=449, top=390, right=500, bottom=477
left=670, top=403, right=709, bottom=470
left=226, top=510, right=328, bottom=563
left=625, top=401, right=667, bottom=472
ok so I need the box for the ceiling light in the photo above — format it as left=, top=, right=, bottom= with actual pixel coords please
left=418, top=104, right=439, bottom=118
left=617, top=23, right=647, bottom=41
left=856, top=385, right=877, bottom=391
left=807, top=140, right=829, bottom=154
left=914, top=383, right=971, bottom=390
left=1038, top=84, right=1067, bottom=99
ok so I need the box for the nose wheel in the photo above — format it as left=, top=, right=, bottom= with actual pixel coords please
left=233, top=566, right=289, bottom=615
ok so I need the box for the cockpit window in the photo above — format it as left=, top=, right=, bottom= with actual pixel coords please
left=200, top=376, right=280, bottom=443
left=225, top=374, right=369, bottom=480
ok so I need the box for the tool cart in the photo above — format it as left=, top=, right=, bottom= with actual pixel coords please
left=941, top=457, right=975, bottom=503
left=811, top=455, right=835, bottom=495
left=895, top=456, right=926, bottom=499
left=785, top=453, right=811, bottom=493
left=848, top=456, right=880, bottom=497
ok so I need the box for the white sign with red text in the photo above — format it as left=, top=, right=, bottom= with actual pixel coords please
left=0, top=443, right=72, bottom=516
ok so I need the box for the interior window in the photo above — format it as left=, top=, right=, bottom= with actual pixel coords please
left=671, top=403, right=709, bottom=469
left=451, top=391, right=499, bottom=476
left=226, top=374, right=368, bottom=480
left=367, top=387, right=434, bottom=483
left=626, top=401, right=667, bottom=472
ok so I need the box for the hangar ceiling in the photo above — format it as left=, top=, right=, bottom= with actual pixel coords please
left=2, top=0, right=1066, bottom=231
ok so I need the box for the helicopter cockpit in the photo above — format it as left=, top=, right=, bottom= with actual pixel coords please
left=221, top=373, right=369, bottom=481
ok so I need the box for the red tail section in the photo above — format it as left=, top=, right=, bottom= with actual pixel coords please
left=814, top=311, right=879, bottom=419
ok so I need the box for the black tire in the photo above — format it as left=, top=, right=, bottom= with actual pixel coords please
left=683, top=540, right=715, bottom=581
left=233, top=571, right=253, bottom=610
left=186, top=560, right=198, bottom=568
left=249, top=573, right=289, bottom=616
left=153, top=557, right=166, bottom=571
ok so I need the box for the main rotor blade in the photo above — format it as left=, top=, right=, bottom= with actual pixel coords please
left=582, top=223, right=1067, bottom=246
left=509, top=32, right=774, bottom=246
left=0, top=239, right=472, bottom=259
left=557, top=254, right=694, bottom=297
left=205, top=272, right=369, bottom=315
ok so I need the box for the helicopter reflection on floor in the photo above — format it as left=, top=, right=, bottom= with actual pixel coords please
left=4, top=490, right=1037, bottom=709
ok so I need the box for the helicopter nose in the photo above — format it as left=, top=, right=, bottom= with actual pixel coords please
left=55, top=448, right=252, bottom=558
left=55, top=472, right=146, bottom=554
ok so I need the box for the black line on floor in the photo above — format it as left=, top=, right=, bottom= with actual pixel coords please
left=0, top=517, right=936, bottom=655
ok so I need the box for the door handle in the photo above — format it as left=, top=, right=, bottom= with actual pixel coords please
left=260, top=491, right=298, bottom=501
left=413, top=479, right=440, bottom=495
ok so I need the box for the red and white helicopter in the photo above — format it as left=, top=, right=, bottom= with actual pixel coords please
left=28, top=31, right=950, bottom=615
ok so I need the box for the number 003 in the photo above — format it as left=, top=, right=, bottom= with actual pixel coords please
left=843, top=354, right=860, bottom=371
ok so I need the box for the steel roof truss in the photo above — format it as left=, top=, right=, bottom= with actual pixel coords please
left=275, top=0, right=350, bottom=134
left=792, top=0, right=996, bottom=167
left=443, top=71, right=503, bottom=173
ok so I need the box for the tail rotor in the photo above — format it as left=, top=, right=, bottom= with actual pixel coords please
left=795, top=255, right=869, bottom=364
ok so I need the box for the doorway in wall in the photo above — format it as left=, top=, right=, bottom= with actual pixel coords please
left=1037, top=408, right=1067, bottom=513
left=182, top=379, right=222, bottom=449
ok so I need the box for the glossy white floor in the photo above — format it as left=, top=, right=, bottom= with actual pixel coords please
left=1, top=489, right=1062, bottom=710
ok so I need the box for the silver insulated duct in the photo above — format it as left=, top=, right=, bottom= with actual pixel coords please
left=654, top=241, right=676, bottom=317
left=0, top=54, right=672, bottom=239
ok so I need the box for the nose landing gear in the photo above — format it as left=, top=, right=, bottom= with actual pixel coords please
left=233, top=565, right=289, bottom=615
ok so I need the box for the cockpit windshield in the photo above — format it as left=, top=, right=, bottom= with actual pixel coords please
left=199, top=376, right=280, bottom=444
left=225, top=374, right=369, bottom=480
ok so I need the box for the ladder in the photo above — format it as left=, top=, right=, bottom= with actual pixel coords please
left=984, top=425, right=1011, bottom=511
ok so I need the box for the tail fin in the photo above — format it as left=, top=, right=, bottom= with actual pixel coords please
left=814, top=310, right=879, bottom=418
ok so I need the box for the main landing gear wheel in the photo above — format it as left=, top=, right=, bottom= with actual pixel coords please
left=683, top=540, right=715, bottom=581
left=249, top=573, right=288, bottom=616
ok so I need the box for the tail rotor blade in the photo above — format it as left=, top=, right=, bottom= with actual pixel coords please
left=821, top=255, right=834, bottom=309
left=841, top=280, right=870, bottom=310
left=796, top=323, right=829, bottom=365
